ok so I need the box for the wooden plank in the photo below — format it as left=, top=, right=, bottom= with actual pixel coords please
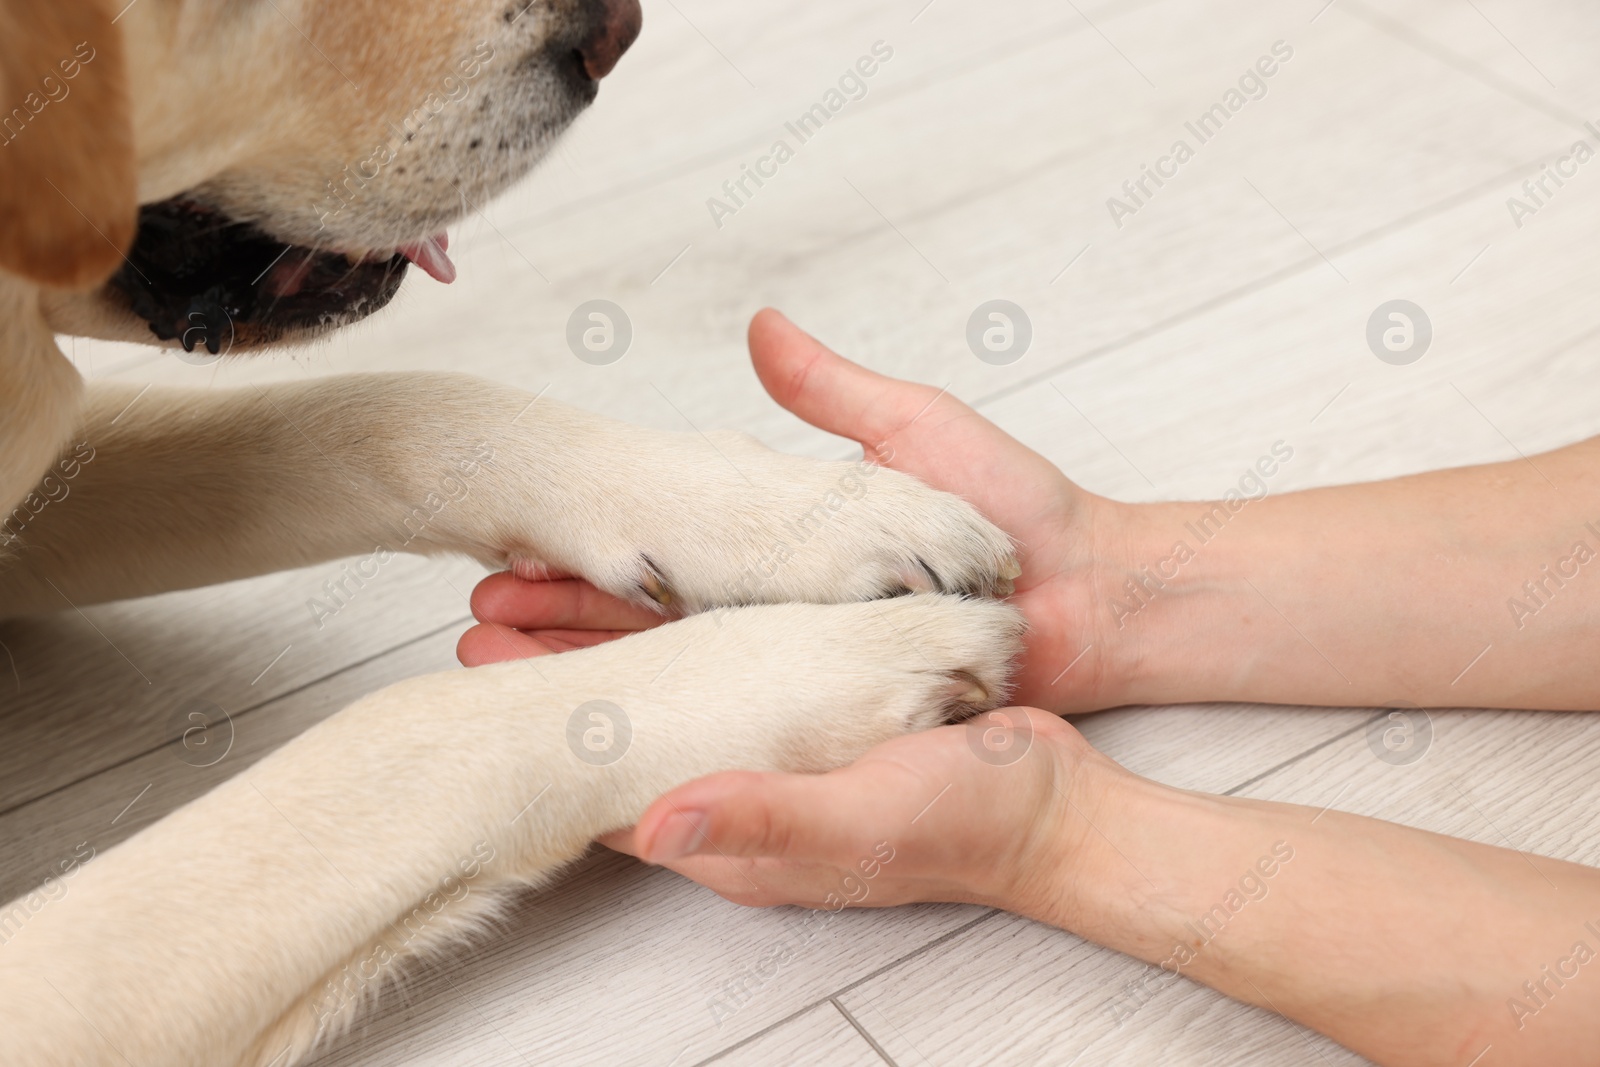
left=1345, top=0, right=1600, bottom=123
left=713, top=1003, right=890, bottom=1067
left=0, top=558, right=485, bottom=814
left=327, top=994, right=902, bottom=1067
left=70, top=0, right=1580, bottom=436
left=1235, top=708, right=1600, bottom=877
left=308, top=858, right=986, bottom=1066
left=838, top=913, right=1371, bottom=1067
left=0, top=628, right=464, bottom=904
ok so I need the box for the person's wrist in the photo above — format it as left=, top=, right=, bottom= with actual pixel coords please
left=1068, top=497, right=1244, bottom=709
left=1018, top=750, right=1301, bottom=980
left=1043, top=495, right=1193, bottom=712
left=1042, top=766, right=1213, bottom=943
left=983, top=720, right=1143, bottom=930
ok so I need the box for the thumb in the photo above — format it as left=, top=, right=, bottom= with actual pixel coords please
left=748, top=308, right=947, bottom=453
left=634, top=769, right=868, bottom=865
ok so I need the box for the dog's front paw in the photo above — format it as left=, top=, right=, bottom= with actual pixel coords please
left=538, top=593, right=1028, bottom=804
left=685, top=593, right=1029, bottom=770
left=497, top=426, right=1018, bottom=614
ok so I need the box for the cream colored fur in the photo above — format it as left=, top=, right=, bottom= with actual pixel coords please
left=0, top=1, right=1024, bottom=1063
left=0, top=597, right=1022, bottom=1066
left=1, top=373, right=1019, bottom=616
left=0, top=373, right=1024, bottom=1067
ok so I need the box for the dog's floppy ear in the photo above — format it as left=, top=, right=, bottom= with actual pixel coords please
left=0, top=0, right=136, bottom=289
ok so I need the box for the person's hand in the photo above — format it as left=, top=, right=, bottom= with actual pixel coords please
left=460, top=308, right=1133, bottom=713
left=599, top=707, right=1110, bottom=924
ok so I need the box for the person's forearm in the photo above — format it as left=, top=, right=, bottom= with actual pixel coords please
left=1032, top=759, right=1600, bottom=1067
left=1093, top=437, right=1600, bottom=709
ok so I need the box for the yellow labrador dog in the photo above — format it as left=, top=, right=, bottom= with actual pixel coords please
left=0, top=2, right=1023, bottom=1064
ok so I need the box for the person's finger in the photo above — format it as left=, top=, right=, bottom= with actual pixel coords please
left=749, top=308, right=950, bottom=452
left=602, top=828, right=788, bottom=904
left=632, top=769, right=880, bottom=866
left=522, top=628, right=640, bottom=650
left=456, top=622, right=571, bottom=666
left=460, top=621, right=645, bottom=666
left=470, top=573, right=665, bottom=632
left=598, top=827, right=640, bottom=855
left=750, top=309, right=1066, bottom=562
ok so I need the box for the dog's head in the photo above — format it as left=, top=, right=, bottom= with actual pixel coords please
left=0, top=0, right=640, bottom=352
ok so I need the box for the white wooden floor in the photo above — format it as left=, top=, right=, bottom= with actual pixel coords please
left=7, top=0, right=1600, bottom=1063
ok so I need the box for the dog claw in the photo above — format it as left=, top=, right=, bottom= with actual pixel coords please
left=996, top=578, right=1015, bottom=597
left=999, top=557, right=1022, bottom=581
left=946, top=670, right=989, bottom=706
left=640, top=563, right=672, bottom=607
left=897, top=558, right=940, bottom=595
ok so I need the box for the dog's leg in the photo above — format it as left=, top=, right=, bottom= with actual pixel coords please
left=0, top=279, right=85, bottom=549
left=2, top=374, right=481, bottom=614
left=0, top=595, right=1022, bottom=1067
left=1, top=372, right=1016, bottom=616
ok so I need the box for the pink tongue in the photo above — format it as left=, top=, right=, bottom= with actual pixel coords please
left=399, top=233, right=455, bottom=283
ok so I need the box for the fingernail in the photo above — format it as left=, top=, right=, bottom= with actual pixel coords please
left=648, top=810, right=708, bottom=863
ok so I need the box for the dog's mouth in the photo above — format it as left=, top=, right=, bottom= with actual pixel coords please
left=108, top=198, right=457, bottom=355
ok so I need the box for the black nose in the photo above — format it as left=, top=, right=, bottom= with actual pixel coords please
left=576, top=0, right=642, bottom=80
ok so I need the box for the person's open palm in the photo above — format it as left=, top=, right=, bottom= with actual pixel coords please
left=459, top=308, right=1117, bottom=713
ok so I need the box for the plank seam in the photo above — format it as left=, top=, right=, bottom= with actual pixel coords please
left=967, top=157, right=1561, bottom=414
left=1223, top=711, right=1386, bottom=797
left=831, top=998, right=902, bottom=1067
left=1340, top=0, right=1586, bottom=129
left=690, top=909, right=1001, bottom=1066
left=0, top=614, right=473, bottom=821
